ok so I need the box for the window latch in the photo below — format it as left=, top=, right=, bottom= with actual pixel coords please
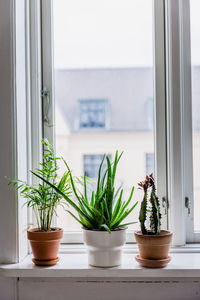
left=162, top=196, right=169, bottom=215
left=41, top=88, right=53, bottom=127
left=185, top=197, right=191, bottom=216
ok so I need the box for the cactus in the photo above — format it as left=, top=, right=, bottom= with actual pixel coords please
left=139, top=190, right=148, bottom=234
left=138, top=174, right=161, bottom=235
left=149, top=175, right=161, bottom=234
left=138, top=177, right=149, bottom=234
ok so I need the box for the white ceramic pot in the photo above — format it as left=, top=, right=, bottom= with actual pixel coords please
left=83, top=228, right=126, bottom=267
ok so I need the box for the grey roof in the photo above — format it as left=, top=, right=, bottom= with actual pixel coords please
left=55, top=67, right=200, bottom=132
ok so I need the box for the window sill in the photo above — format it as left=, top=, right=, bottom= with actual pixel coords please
left=1, top=248, right=200, bottom=279
left=59, top=243, right=200, bottom=254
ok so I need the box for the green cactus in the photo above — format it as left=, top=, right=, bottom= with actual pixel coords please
left=139, top=192, right=147, bottom=234
left=149, top=178, right=161, bottom=234
left=138, top=174, right=161, bottom=235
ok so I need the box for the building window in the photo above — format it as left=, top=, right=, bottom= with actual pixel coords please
left=146, top=153, right=155, bottom=175
left=79, top=99, right=107, bottom=129
left=83, top=154, right=111, bottom=179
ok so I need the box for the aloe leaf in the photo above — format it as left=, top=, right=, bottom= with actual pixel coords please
left=79, top=214, right=93, bottom=229
left=111, top=150, right=118, bottom=185
left=103, top=197, right=110, bottom=223
left=101, top=224, right=111, bottom=233
left=117, top=221, right=137, bottom=228
left=66, top=210, right=89, bottom=227
left=90, top=191, right=94, bottom=206
left=111, top=190, right=123, bottom=222
left=112, top=151, right=123, bottom=184
left=112, top=186, right=135, bottom=223
left=83, top=175, right=89, bottom=204
left=113, top=184, right=123, bottom=204
left=106, top=156, right=113, bottom=216
left=96, top=154, right=105, bottom=196
left=112, top=201, right=138, bottom=228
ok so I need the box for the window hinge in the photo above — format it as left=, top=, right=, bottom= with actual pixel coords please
left=185, top=197, right=191, bottom=216
left=41, top=87, right=53, bottom=127
left=162, top=196, right=169, bottom=215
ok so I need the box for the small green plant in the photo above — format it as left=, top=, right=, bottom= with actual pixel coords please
left=8, top=140, right=71, bottom=231
left=33, top=151, right=138, bottom=233
left=138, top=174, right=161, bottom=235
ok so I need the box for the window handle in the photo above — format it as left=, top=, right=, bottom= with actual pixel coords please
left=185, top=197, right=191, bottom=216
left=162, top=196, right=169, bottom=215
left=41, top=88, right=53, bottom=127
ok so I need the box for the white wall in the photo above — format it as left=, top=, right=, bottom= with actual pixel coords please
left=0, top=278, right=17, bottom=300
left=1, top=276, right=200, bottom=300
left=0, top=0, right=18, bottom=264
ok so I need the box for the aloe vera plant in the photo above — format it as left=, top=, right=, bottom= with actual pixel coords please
left=33, top=151, right=138, bottom=233
left=138, top=174, right=161, bottom=235
left=8, top=140, right=71, bottom=231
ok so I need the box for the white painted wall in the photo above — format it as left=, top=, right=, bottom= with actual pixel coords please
left=0, top=278, right=17, bottom=300
left=0, top=0, right=18, bottom=264
left=0, top=278, right=199, bottom=300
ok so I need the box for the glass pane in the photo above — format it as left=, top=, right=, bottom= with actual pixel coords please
left=53, top=0, right=155, bottom=232
left=190, top=0, right=200, bottom=231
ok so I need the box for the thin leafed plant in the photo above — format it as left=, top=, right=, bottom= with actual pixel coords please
left=33, top=151, right=138, bottom=233
left=8, top=139, right=71, bottom=231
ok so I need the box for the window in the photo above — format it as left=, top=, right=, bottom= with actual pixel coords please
left=146, top=153, right=155, bottom=175
left=39, top=0, right=183, bottom=244
left=79, top=99, right=108, bottom=129
left=51, top=0, right=161, bottom=241
left=2, top=0, right=200, bottom=266
left=10, top=0, right=200, bottom=251
left=84, top=154, right=110, bottom=179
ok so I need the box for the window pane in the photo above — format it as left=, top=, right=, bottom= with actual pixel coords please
left=53, top=0, right=155, bottom=232
left=84, top=154, right=111, bottom=179
left=146, top=153, right=155, bottom=175
left=190, top=0, right=200, bottom=231
left=79, top=99, right=107, bottom=129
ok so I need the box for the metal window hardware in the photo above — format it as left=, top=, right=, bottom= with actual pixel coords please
left=162, top=196, right=169, bottom=215
left=41, top=87, right=53, bottom=127
left=185, top=197, right=191, bottom=216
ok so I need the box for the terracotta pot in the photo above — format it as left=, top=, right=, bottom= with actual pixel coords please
left=135, top=230, right=172, bottom=260
left=27, top=228, right=63, bottom=266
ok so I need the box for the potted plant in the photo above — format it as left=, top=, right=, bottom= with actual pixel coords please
left=9, top=140, right=71, bottom=266
left=134, top=174, right=172, bottom=268
left=33, top=151, right=138, bottom=267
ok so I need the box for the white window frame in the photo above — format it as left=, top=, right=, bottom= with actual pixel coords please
left=0, top=0, right=39, bottom=263
left=0, top=0, right=198, bottom=264
left=164, top=0, right=200, bottom=244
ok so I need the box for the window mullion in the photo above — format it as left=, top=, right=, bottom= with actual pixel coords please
left=165, top=0, right=186, bottom=246
left=41, top=0, right=57, bottom=227
left=180, top=0, right=195, bottom=243
left=154, top=0, right=168, bottom=229
left=30, top=0, right=43, bottom=171
left=41, top=0, right=55, bottom=144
